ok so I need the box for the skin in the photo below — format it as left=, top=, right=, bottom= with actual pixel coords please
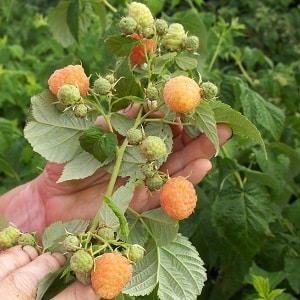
left=0, top=115, right=232, bottom=299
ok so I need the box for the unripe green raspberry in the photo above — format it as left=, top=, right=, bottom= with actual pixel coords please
left=140, top=26, right=155, bottom=38
left=140, top=136, right=167, bottom=161
left=0, top=226, right=21, bottom=250
left=162, top=23, right=186, bottom=51
left=127, top=244, right=145, bottom=263
left=70, top=250, right=94, bottom=273
left=76, top=271, right=91, bottom=285
left=97, top=226, right=115, bottom=241
left=184, top=35, right=199, bottom=53
left=128, top=2, right=154, bottom=30
left=141, top=162, right=157, bottom=177
left=73, top=103, right=88, bottom=119
left=146, top=84, right=159, bottom=101
left=145, top=174, right=164, bottom=191
left=18, top=233, right=36, bottom=246
left=119, top=17, right=137, bottom=35
left=200, top=82, right=218, bottom=100
left=126, top=128, right=144, bottom=145
left=93, top=77, right=112, bottom=95
left=105, top=73, right=115, bottom=84
left=63, top=235, right=81, bottom=252
left=57, top=84, right=81, bottom=106
left=155, top=19, right=168, bottom=35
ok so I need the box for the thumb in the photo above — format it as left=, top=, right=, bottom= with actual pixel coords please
left=0, top=246, right=65, bottom=299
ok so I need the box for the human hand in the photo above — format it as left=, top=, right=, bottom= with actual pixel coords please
left=0, top=245, right=98, bottom=300
left=1, top=116, right=231, bottom=237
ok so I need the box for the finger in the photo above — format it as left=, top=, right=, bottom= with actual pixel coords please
left=173, top=123, right=232, bottom=152
left=0, top=245, right=39, bottom=281
left=0, top=252, right=66, bottom=299
left=132, top=158, right=213, bottom=212
left=171, top=158, right=212, bottom=184
left=162, top=124, right=232, bottom=175
left=52, top=281, right=98, bottom=300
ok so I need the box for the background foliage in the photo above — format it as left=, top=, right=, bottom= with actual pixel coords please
left=0, top=0, right=299, bottom=299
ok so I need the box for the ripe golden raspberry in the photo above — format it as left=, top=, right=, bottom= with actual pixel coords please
left=160, top=176, right=197, bottom=220
left=48, top=64, right=89, bottom=97
left=91, top=252, right=133, bottom=299
left=163, top=76, right=201, bottom=113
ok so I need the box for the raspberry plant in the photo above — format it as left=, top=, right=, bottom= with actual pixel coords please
left=1, top=2, right=274, bottom=300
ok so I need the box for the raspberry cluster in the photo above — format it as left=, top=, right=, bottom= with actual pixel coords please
left=59, top=225, right=144, bottom=298
left=48, top=64, right=90, bottom=119
left=0, top=225, right=37, bottom=251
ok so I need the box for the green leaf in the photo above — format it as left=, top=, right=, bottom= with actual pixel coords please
left=0, top=117, right=20, bottom=153
left=42, top=221, right=66, bottom=252
left=212, top=181, right=273, bottom=259
left=114, top=59, right=144, bottom=102
left=0, top=156, right=20, bottom=180
left=219, top=157, right=280, bottom=190
left=124, top=234, right=207, bottom=299
left=209, top=100, right=267, bottom=157
left=252, top=276, right=270, bottom=298
left=268, top=289, right=285, bottom=300
left=48, top=2, right=75, bottom=47
left=127, top=211, right=149, bottom=246
left=175, top=53, right=198, bottom=70
left=111, top=113, right=135, bottom=137
left=145, top=0, right=165, bottom=15
left=57, top=150, right=107, bottom=182
left=239, top=84, right=285, bottom=141
left=24, top=91, right=93, bottom=163
left=105, top=36, right=138, bottom=57
left=104, top=146, right=146, bottom=178
left=66, top=0, right=80, bottom=43
left=124, top=239, right=159, bottom=296
left=284, top=256, right=300, bottom=294
left=192, top=101, right=219, bottom=154
left=99, top=180, right=135, bottom=229
left=244, top=262, right=286, bottom=290
left=276, top=293, right=299, bottom=300
left=152, top=52, right=177, bottom=74
left=63, top=219, right=90, bottom=234
left=36, top=266, right=68, bottom=300
left=42, top=220, right=89, bottom=252
left=141, top=208, right=179, bottom=247
left=79, top=125, right=117, bottom=162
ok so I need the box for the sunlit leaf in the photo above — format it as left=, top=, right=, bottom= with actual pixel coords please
left=124, top=234, right=207, bottom=299
left=210, top=100, right=267, bottom=157
left=24, top=91, right=93, bottom=163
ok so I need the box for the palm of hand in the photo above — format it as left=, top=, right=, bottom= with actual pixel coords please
left=5, top=124, right=231, bottom=237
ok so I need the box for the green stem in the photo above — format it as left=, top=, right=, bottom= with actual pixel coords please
left=221, top=146, right=244, bottom=189
left=208, top=31, right=225, bottom=72
left=185, top=0, right=197, bottom=12
left=102, top=0, right=117, bottom=13
left=88, top=106, right=144, bottom=233
left=235, top=58, right=254, bottom=86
